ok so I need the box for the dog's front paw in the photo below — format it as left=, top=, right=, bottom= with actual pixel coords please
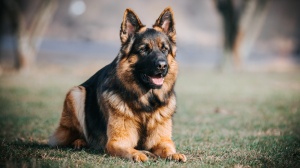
left=167, top=153, right=187, bottom=162
left=132, top=152, right=149, bottom=162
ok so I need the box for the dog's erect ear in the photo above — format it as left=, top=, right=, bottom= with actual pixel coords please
left=120, top=9, right=144, bottom=44
left=153, top=7, right=176, bottom=43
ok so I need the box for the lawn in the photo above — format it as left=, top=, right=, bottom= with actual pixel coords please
left=0, top=66, right=300, bottom=167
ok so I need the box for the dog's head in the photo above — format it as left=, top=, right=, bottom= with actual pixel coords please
left=117, top=7, right=177, bottom=90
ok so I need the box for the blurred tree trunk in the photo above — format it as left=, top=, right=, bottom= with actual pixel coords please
left=1, top=0, right=57, bottom=73
left=236, top=0, right=269, bottom=67
left=215, top=0, right=239, bottom=70
left=215, top=0, right=269, bottom=71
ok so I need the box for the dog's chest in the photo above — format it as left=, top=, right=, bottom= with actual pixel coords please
left=136, top=111, right=160, bottom=149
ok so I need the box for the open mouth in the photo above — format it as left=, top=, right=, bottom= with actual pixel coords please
left=142, top=73, right=165, bottom=86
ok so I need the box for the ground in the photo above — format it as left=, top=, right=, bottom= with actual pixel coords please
left=0, top=63, right=300, bottom=167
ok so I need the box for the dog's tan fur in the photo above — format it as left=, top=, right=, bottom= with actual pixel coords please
left=49, top=86, right=87, bottom=148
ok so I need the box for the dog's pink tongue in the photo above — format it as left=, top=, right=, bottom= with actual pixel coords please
left=151, top=77, right=164, bottom=85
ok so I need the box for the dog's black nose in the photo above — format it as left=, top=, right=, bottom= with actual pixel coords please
left=157, top=60, right=168, bottom=70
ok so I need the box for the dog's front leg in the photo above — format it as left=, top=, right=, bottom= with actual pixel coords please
left=146, top=118, right=187, bottom=162
left=151, top=138, right=186, bottom=162
left=106, top=115, right=148, bottom=162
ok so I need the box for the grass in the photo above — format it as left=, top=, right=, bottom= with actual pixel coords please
left=0, top=66, right=300, bottom=167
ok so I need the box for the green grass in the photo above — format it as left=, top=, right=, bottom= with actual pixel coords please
left=1, top=68, right=300, bottom=167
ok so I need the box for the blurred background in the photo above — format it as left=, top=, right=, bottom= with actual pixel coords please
left=0, top=0, right=300, bottom=74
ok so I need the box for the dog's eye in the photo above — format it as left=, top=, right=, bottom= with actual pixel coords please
left=161, top=46, right=169, bottom=53
left=139, top=47, right=146, bottom=53
left=139, top=46, right=149, bottom=54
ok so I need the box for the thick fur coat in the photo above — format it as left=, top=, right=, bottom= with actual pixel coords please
left=49, top=7, right=186, bottom=162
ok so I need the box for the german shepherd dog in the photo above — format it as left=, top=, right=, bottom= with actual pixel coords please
left=49, top=7, right=186, bottom=162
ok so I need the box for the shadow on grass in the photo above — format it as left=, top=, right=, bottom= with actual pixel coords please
left=1, top=140, right=106, bottom=159
left=256, top=98, right=300, bottom=167
left=1, top=140, right=108, bottom=167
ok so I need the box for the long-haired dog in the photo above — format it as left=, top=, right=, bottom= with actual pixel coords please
left=49, top=7, right=186, bottom=162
